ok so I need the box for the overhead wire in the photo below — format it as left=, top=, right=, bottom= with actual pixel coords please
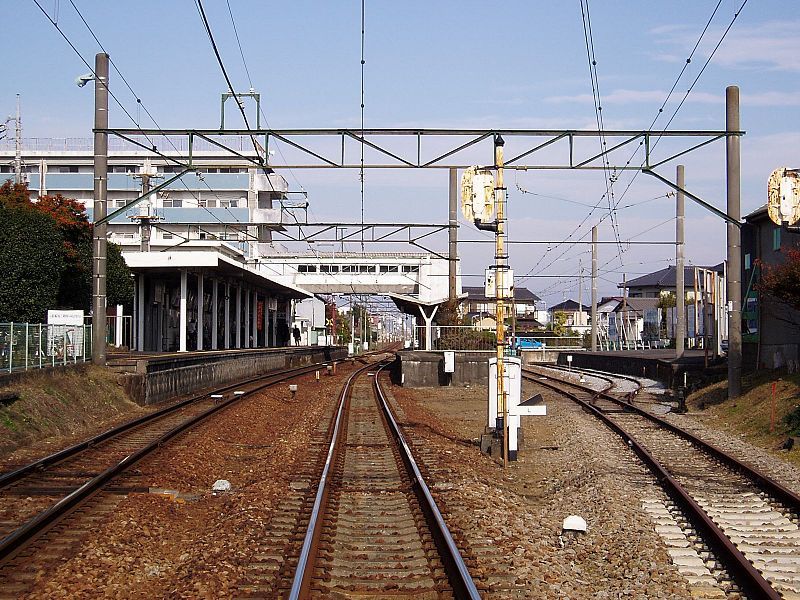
left=61, top=0, right=246, bottom=235
left=359, top=0, right=366, bottom=253
left=519, top=0, right=746, bottom=295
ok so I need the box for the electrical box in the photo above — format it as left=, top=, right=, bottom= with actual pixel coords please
left=443, top=351, right=455, bottom=373
left=485, top=268, right=514, bottom=299
left=487, top=356, right=521, bottom=429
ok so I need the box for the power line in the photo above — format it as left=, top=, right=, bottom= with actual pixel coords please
left=359, top=0, right=366, bottom=253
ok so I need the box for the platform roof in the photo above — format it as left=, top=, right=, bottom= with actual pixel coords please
left=124, top=248, right=312, bottom=299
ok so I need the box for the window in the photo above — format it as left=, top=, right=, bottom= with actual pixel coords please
left=380, top=265, right=399, bottom=273
left=773, top=226, right=781, bottom=251
left=744, top=253, right=751, bottom=270
left=162, top=232, right=174, bottom=240
left=402, top=265, right=419, bottom=273
left=298, top=265, right=317, bottom=273
left=359, top=265, right=376, bottom=273
left=162, top=198, right=183, bottom=208
left=320, top=265, right=340, bottom=273
left=110, top=165, right=137, bottom=173
left=58, top=166, right=79, bottom=173
left=342, top=265, right=357, bottom=273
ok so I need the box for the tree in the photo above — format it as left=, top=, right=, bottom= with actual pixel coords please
left=657, top=292, right=676, bottom=339
left=758, top=247, right=800, bottom=311
left=0, top=182, right=133, bottom=318
left=107, top=243, right=134, bottom=310
left=550, top=311, right=569, bottom=336
left=0, top=204, right=64, bottom=322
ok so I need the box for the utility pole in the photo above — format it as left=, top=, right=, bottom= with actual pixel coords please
left=13, top=95, right=22, bottom=184
left=726, top=86, right=742, bottom=399
left=493, top=135, right=509, bottom=468
left=92, top=53, right=109, bottom=366
left=591, top=225, right=597, bottom=351
left=449, top=168, right=458, bottom=302
left=132, top=172, right=161, bottom=252
left=578, top=259, right=583, bottom=328
left=676, top=165, right=685, bottom=358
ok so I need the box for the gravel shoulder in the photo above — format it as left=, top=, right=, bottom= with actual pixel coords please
left=387, top=379, right=693, bottom=599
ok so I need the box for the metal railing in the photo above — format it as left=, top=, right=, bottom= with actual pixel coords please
left=106, top=315, right=133, bottom=350
left=411, top=327, right=590, bottom=352
left=0, top=323, right=92, bottom=373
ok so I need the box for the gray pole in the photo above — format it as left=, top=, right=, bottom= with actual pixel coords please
left=676, top=165, right=685, bottom=358
left=140, top=174, right=151, bottom=252
left=726, top=85, right=742, bottom=398
left=14, top=95, right=22, bottom=184
left=591, top=225, right=597, bottom=351
left=448, top=168, right=458, bottom=302
left=92, top=53, right=109, bottom=366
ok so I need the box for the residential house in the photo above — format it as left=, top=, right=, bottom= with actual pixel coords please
left=462, top=285, right=545, bottom=325
left=548, top=299, right=590, bottom=334
left=741, top=205, right=800, bottom=370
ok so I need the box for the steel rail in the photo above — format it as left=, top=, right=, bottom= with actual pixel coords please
left=526, top=365, right=800, bottom=510
left=0, top=361, right=333, bottom=490
left=522, top=369, right=782, bottom=600
left=288, top=361, right=377, bottom=600
left=373, top=365, right=481, bottom=599
left=0, top=362, right=337, bottom=563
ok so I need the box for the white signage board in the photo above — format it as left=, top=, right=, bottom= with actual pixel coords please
left=47, top=310, right=85, bottom=358
left=443, top=351, right=455, bottom=373
left=485, top=268, right=514, bottom=299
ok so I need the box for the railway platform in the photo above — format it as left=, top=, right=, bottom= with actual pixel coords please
left=108, top=345, right=347, bottom=405
left=556, top=348, right=724, bottom=388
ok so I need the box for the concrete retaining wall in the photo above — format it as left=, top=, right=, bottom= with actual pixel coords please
left=122, top=346, right=347, bottom=405
left=394, top=350, right=490, bottom=387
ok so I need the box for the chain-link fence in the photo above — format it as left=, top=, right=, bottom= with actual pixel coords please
left=0, top=323, right=92, bottom=373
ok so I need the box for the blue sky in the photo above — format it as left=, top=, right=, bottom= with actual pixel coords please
left=3, top=1, right=799, bottom=304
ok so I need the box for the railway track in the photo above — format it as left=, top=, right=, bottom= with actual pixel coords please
left=524, top=364, right=800, bottom=600
left=283, top=360, right=479, bottom=599
left=0, top=359, right=338, bottom=569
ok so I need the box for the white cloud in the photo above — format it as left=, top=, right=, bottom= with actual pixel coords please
left=652, top=20, right=800, bottom=73
left=545, top=89, right=722, bottom=105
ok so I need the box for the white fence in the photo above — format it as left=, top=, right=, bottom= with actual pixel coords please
left=0, top=322, right=92, bottom=373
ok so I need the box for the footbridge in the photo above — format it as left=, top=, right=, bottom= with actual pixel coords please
left=256, top=252, right=463, bottom=346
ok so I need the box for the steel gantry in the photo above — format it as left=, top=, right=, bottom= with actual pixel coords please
left=92, top=76, right=744, bottom=401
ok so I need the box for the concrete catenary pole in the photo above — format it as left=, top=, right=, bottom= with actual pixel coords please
left=726, top=86, right=742, bottom=398
left=591, top=225, right=597, bottom=351
left=676, top=165, right=685, bottom=358
left=14, top=95, right=22, bottom=184
left=449, top=168, right=458, bottom=302
left=140, top=173, right=151, bottom=252
left=92, top=53, right=109, bottom=366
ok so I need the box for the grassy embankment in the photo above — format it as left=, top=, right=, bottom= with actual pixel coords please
left=688, top=370, right=800, bottom=468
left=0, top=365, right=145, bottom=459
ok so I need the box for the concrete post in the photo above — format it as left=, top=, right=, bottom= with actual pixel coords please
left=196, top=273, right=204, bottom=351
left=211, top=278, right=218, bottom=350
left=244, top=286, right=251, bottom=348
left=179, top=269, right=187, bottom=352
left=136, top=274, right=145, bottom=351
left=676, top=165, right=686, bottom=358
left=448, top=168, right=458, bottom=302
left=224, top=281, right=230, bottom=349
left=251, top=290, right=258, bottom=348
left=235, top=285, right=242, bottom=349
left=92, top=53, right=109, bottom=365
left=591, top=226, right=597, bottom=351
left=726, top=86, right=742, bottom=398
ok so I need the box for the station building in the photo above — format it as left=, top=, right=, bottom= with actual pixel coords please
left=0, top=137, right=311, bottom=352
left=1, top=138, right=461, bottom=352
